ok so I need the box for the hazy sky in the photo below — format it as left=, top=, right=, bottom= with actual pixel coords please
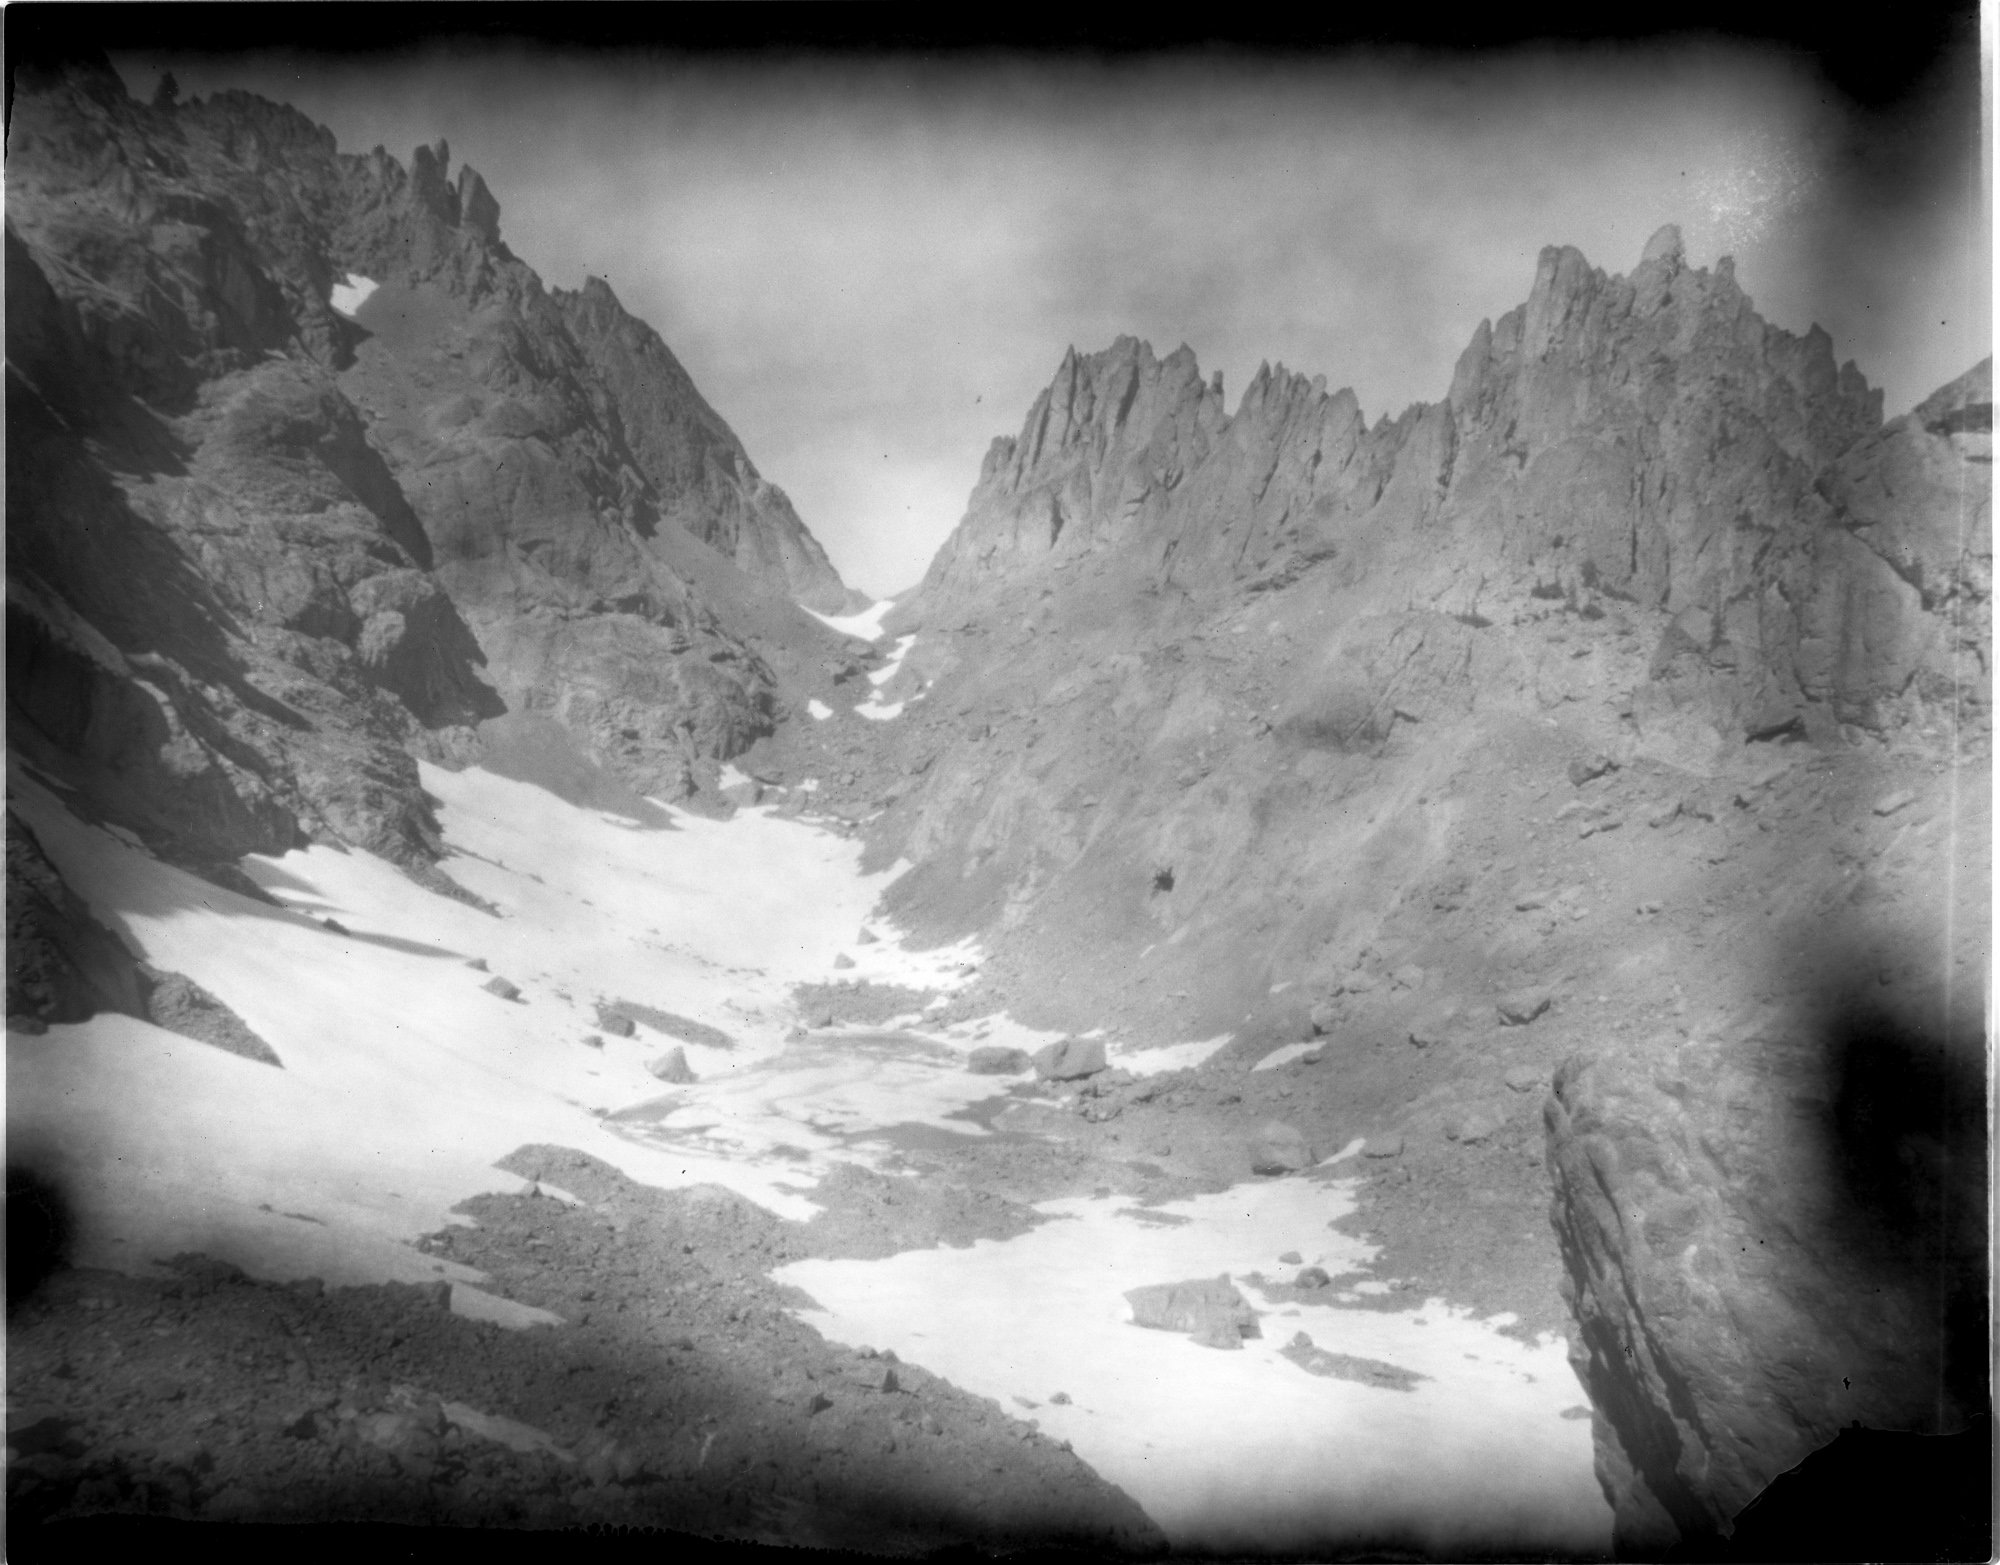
left=111, top=38, right=1988, bottom=598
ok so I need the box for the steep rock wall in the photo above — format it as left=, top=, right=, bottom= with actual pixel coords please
left=5, top=54, right=862, bottom=890
left=853, top=228, right=1989, bottom=1551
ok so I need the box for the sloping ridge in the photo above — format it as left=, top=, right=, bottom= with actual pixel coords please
left=5, top=53, right=867, bottom=908
left=848, top=226, right=1988, bottom=1554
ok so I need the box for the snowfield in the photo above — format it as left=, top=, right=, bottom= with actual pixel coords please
left=6, top=755, right=1611, bottom=1554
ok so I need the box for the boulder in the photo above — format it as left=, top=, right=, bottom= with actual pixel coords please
left=1295, top=1266, right=1332, bottom=1289
left=1307, top=1002, right=1340, bottom=1035
left=595, top=1007, right=637, bottom=1037
left=1546, top=1008, right=1988, bottom=1556
left=1249, top=1121, right=1316, bottom=1175
left=647, top=1046, right=696, bottom=1084
left=1496, top=988, right=1552, bottom=1025
left=1363, top=1132, right=1405, bottom=1159
left=482, top=975, right=521, bottom=1002
left=1569, top=754, right=1616, bottom=786
left=832, top=953, right=856, bottom=970
left=1443, top=1110, right=1503, bottom=1145
left=1125, top=1274, right=1259, bottom=1346
left=856, top=928, right=878, bottom=945
left=1503, top=1064, right=1545, bottom=1093
left=966, top=1045, right=1031, bottom=1075
left=1033, top=1036, right=1108, bottom=1081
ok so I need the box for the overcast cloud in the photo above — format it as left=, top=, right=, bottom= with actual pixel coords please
left=113, top=43, right=1988, bottom=598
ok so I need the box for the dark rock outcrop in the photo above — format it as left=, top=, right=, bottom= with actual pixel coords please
left=7, top=810, right=281, bottom=1065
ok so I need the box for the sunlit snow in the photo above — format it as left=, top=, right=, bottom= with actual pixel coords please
left=806, top=597, right=895, bottom=642
left=6, top=751, right=1610, bottom=1554
left=328, top=272, right=380, bottom=316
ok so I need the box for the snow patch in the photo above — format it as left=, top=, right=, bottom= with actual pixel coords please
left=1252, top=1042, right=1317, bottom=1072
left=806, top=699, right=833, bottom=721
left=329, top=273, right=380, bottom=316
left=1117, top=1033, right=1234, bottom=1075
left=855, top=699, right=905, bottom=721
left=780, top=1178, right=1606, bottom=1557
left=868, top=634, right=916, bottom=687
left=806, top=598, right=895, bottom=642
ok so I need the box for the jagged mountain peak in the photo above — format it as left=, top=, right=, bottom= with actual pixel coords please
left=6, top=59, right=868, bottom=883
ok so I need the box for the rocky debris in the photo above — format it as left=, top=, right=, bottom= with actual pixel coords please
left=1124, top=1275, right=1260, bottom=1349
left=481, top=975, right=522, bottom=1002
left=966, top=1045, right=1032, bottom=1075
left=1442, top=1111, right=1503, bottom=1145
left=646, top=1047, right=696, bottom=1084
left=6, top=810, right=150, bottom=1024
left=795, top=1161, right=1043, bottom=1261
left=139, top=967, right=282, bottom=1067
left=1032, top=1036, right=1107, bottom=1081
left=8, top=1147, right=1162, bottom=1556
left=1495, top=988, right=1552, bottom=1025
left=1567, top=755, right=1616, bottom=787
left=1247, top=1121, right=1317, bottom=1174
left=791, top=980, right=936, bottom=1029
left=1281, top=1332, right=1428, bottom=1392
left=598, top=1001, right=734, bottom=1050
left=6, top=814, right=284, bottom=1063
left=1872, top=788, right=1917, bottom=817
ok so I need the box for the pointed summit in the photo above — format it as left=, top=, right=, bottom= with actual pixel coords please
left=1640, top=223, right=1684, bottom=268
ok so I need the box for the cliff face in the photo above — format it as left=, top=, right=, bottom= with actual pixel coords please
left=846, top=228, right=1988, bottom=1552
left=5, top=57, right=862, bottom=899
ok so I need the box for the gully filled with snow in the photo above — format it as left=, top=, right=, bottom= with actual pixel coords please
left=8, top=755, right=1611, bottom=1555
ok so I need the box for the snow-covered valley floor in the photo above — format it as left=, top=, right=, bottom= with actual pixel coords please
left=7, top=758, right=1612, bottom=1555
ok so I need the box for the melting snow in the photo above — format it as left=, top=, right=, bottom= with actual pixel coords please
left=781, top=1178, right=1607, bottom=1557
left=6, top=751, right=1609, bottom=1551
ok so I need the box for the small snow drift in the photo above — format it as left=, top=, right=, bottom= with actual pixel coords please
left=328, top=273, right=380, bottom=316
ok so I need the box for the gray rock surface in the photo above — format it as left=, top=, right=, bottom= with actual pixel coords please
left=6, top=57, right=861, bottom=891
left=966, top=1045, right=1032, bottom=1075
left=1032, top=1037, right=1107, bottom=1081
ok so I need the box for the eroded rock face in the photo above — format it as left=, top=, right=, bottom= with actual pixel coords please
left=1545, top=984, right=1987, bottom=1550
left=6, top=54, right=859, bottom=875
left=840, top=225, right=1991, bottom=1547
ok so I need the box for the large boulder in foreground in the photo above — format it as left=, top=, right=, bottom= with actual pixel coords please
left=1545, top=998, right=1987, bottom=1555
